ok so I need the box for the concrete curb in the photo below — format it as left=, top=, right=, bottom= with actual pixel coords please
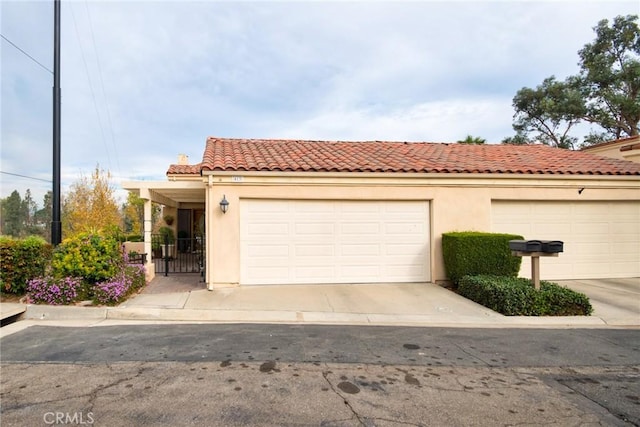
left=14, top=303, right=633, bottom=328
left=23, top=305, right=108, bottom=321
left=0, top=303, right=26, bottom=321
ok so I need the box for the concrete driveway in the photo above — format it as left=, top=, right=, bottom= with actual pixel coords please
left=557, top=278, right=640, bottom=326
left=6, top=277, right=639, bottom=329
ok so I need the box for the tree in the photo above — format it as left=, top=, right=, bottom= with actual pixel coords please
left=511, top=76, right=586, bottom=149
left=501, top=133, right=531, bottom=145
left=62, top=166, right=121, bottom=238
left=457, top=135, right=486, bottom=145
left=506, top=15, right=639, bottom=149
left=1, top=191, right=24, bottom=237
left=22, top=189, right=38, bottom=235
left=34, top=191, right=52, bottom=241
left=578, top=15, right=640, bottom=143
left=121, top=192, right=144, bottom=236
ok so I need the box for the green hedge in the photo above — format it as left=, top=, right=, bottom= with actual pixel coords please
left=442, top=231, right=523, bottom=285
left=0, top=236, right=52, bottom=294
left=459, top=275, right=593, bottom=316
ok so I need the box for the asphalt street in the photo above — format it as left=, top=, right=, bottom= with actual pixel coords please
left=1, top=324, right=639, bottom=426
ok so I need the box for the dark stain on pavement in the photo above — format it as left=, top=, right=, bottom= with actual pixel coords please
left=337, top=381, right=360, bottom=394
left=404, top=374, right=420, bottom=386
left=403, top=344, right=420, bottom=350
left=259, top=360, right=280, bottom=373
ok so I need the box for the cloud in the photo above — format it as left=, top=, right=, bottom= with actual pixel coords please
left=272, top=96, right=514, bottom=143
left=2, top=0, right=639, bottom=207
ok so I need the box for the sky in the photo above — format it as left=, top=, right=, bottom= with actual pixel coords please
left=1, top=0, right=638, bottom=206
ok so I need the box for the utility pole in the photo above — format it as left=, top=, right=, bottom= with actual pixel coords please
left=52, top=0, right=62, bottom=245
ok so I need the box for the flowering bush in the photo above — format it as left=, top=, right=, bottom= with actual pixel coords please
left=51, top=232, right=121, bottom=284
left=27, top=276, right=83, bottom=305
left=23, top=230, right=147, bottom=306
left=93, top=263, right=145, bottom=305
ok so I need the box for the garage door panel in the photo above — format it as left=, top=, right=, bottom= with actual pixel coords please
left=247, top=266, right=290, bottom=279
left=613, top=242, right=640, bottom=255
left=241, top=200, right=430, bottom=285
left=247, top=222, right=289, bottom=236
left=294, top=222, right=335, bottom=236
left=385, top=222, right=424, bottom=235
left=532, top=203, right=573, bottom=215
left=341, top=264, right=381, bottom=277
left=613, top=222, right=639, bottom=235
left=342, top=203, right=381, bottom=213
left=613, top=262, right=640, bottom=276
left=574, top=222, right=610, bottom=234
left=531, top=222, right=570, bottom=236
left=294, top=266, right=335, bottom=280
left=386, top=243, right=426, bottom=256
left=341, top=244, right=380, bottom=256
left=341, top=222, right=381, bottom=234
left=295, top=244, right=335, bottom=257
left=294, top=201, right=333, bottom=213
left=492, top=201, right=639, bottom=280
left=247, top=244, right=289, bottom=257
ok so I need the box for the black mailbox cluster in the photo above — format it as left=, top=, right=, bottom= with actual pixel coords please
left=509, top=240, right=564, bottom=253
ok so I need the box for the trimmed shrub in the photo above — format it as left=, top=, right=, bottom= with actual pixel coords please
left=0, top=236, right=52, bottom=294
left=459, top=275, right=593, bottom=316
left=26, top=276, right=83, bottom=305
left=51, top=232, right=121, bottom=285
left=442, top=231, right=523, bottom=285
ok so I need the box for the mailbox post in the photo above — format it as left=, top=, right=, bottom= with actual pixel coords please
left=509, top=240, right=563, bottom=290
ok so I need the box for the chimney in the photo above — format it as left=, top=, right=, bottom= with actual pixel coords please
left=177, top=154, right=189, bottom=165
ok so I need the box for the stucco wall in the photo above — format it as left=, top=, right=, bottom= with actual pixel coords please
left=204, top=173, right=640, bottom=288
left=582, top=140, right=640, bottom=163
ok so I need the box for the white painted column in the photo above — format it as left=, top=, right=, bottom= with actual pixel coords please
left=140, top=188, right=155, bottom=280
left=205, top=176, right=213, bottom=290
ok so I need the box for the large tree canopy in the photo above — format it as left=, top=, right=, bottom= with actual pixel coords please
left=579, top=15, right=640, bottom=141
left=511, top=76, right=586, bottom=149
left=505, top=14, right=639, bottom=148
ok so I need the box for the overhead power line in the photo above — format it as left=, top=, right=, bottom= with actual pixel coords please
left=85, top=0, right=121, bottom=177
left=0, top=171, right=53, bottom=183
left=69, top=3, right=112, bottom=171
left=0, top=34, right=53, bottom=74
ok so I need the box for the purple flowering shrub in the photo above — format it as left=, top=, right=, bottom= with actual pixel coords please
left=26, top=232, right=147, bottom=306
left=93, top=263, right=145, bottom=305
left=26, top=276, right=83, bottom=305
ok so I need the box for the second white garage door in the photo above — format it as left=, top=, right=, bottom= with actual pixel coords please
left=492, top=201, right=640, bottom=280
left=240, top=200, right=430, bottom=285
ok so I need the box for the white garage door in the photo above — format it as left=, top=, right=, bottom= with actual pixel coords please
left=492, top=201, right=640, bottom=280
left=240, top=200, right=430, bottom=285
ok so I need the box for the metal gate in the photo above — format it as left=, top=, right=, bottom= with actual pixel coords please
left=152, top=234, right=205, bottom=276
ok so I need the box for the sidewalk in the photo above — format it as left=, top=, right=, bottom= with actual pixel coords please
left=5, top=275, right=637, bottom=329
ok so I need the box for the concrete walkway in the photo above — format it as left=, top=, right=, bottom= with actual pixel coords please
left=7, top=276, right=638, bottom=328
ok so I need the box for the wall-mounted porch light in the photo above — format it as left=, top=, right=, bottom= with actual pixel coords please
left=219, top=195, right=229, bottom=214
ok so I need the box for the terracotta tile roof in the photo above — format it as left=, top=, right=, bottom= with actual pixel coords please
left=167, top=163, right=202, bottom=175
left=167, top=137, right=640, bottom=176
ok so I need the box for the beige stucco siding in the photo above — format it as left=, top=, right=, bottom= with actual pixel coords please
left=203, top=173, right=639, bottom=288
left=581, top=138, right=640, bottom=163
